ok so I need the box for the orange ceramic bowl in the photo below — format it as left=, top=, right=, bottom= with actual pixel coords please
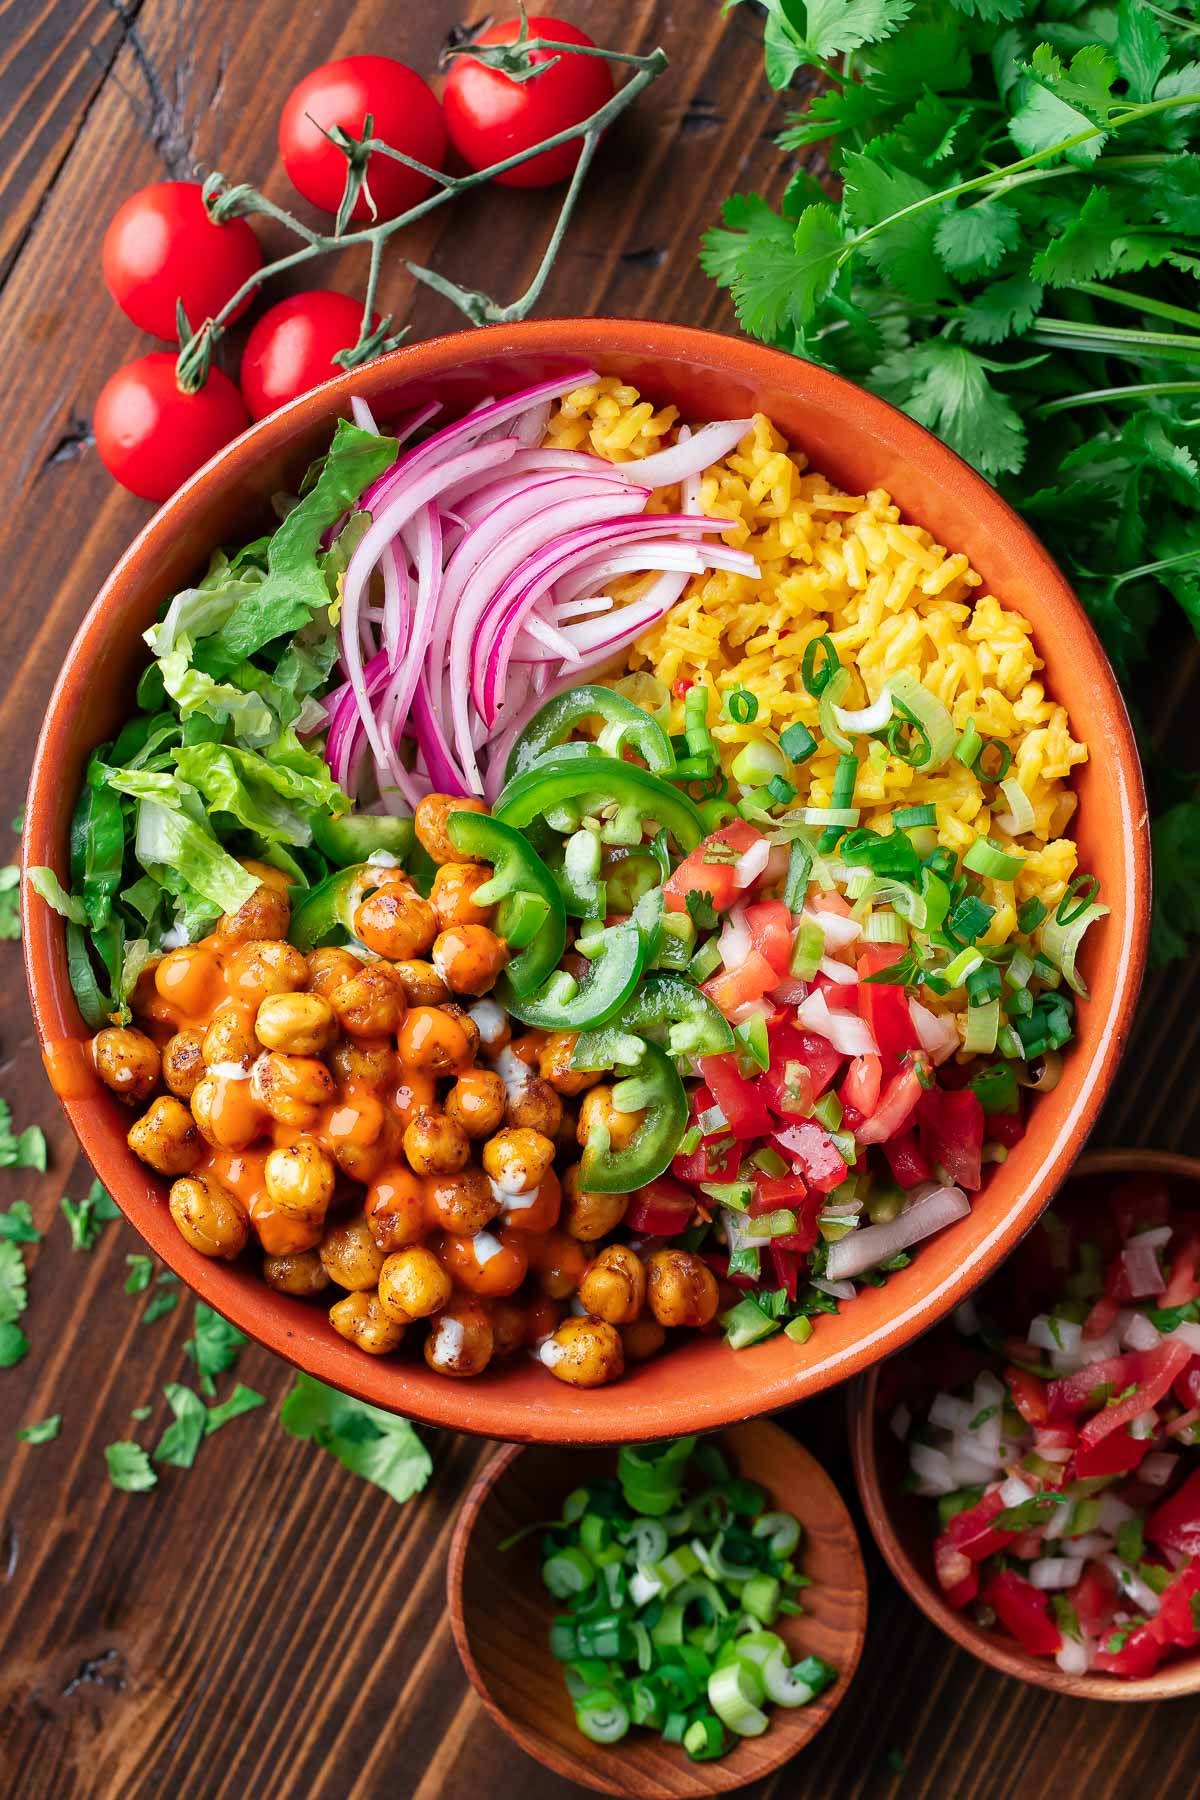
left=850, top=1151, right=1200, bottom=1701
left=22, top=319, right=1149, bottom=1444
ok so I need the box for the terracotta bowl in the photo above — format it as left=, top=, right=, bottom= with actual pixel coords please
left=850, top=1148, right=1200, bottom=1701
left=22, top=318, right=1149, bottom=1443
left=446, top=1420, right=867, bottom=1796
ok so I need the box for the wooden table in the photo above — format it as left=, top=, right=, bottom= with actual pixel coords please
left=1, top=3, right=1197, bottom=1795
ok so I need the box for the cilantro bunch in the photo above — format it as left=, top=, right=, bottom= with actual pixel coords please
left=705, top=0, right=1200, bottom=958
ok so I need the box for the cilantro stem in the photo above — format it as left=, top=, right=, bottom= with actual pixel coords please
left=1036, top=380, right=1200, bottom=415
left=1114, top=548, right=1200, bottom=591
left=1143, top=1, right=1200, bottom=34
left=1029, top=318, right=1200, bottom=364
left=1067, top=280, right=1200, bottom=332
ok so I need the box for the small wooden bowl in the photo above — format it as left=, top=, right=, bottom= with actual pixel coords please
left=850, top=1147, right=1200, bottom=1702
left=447, top=1421, right=867, bottom=1796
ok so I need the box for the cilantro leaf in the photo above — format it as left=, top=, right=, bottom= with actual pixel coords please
left=205, top=1383, right=267, bottom=1434
left=1116, top=0, right=1170, bottom=102
left=184, top=1302, right=247, bottom=1397
left=1025, top=43, right=1119, bottom=127
left=279, top=1372, right=433, bottom=1505
left=1031, top=185, right=1171, bottom=284
left=737, top=204, right=845, bottom=339
left=105, top=1441, right=158, bottom=1492
left=0, top=1322, right=29, bottom=1367
left=0, top=1240, right=28, bottom=1323
left=0, top=866, right=19, bottom=941
left=60, top=1179, right=120, bottom=1253
left=685, top=890, right=720, bottom=932
left=934, top=200, right=1020, bottom=275
left=0, top=1098, right=47, bottom=1172
left=16, top=1414, right=60, bottom=1444
left=733, top=0, right=914, bottom=87
left=154, top=1384, right=208, bottom=1469
left=142, top=1285, right=179, bottom=1326
left=842, top=150, right=954, bottom=302
left=0, top=1202, right=40, bottom=1245
left=124, top=1253, right=153, bottom=1294
left=961, top=275, right=1044, bottom=346
left=876, top=341, right=1027, bottom=478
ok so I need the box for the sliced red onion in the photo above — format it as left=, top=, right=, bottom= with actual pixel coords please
left=1140, top=1452, right=1179, bottom=1486
left=795, top=988, right=878, bottom=1058
left=1120, top=1241, right=1165, bottom=1298
left=825, top=1183, right=969, bottom=1280
left=1127, top=1225, right=1173, bottom=1251
left=609, top=417, right=753, bottom=490
left=351, top=396, right=380, bottom=434
left=811, top=1275, right=856, bottom=1301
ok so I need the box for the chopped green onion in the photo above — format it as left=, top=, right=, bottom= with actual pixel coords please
left=725, top=688, right=759, bottom=724
left=1056, top=873, right=1101, bottom=926
left=1038, top=900, right=1110, bottom=998
left=955, top=719, right=982, bottom=768
left=731, top=739, right=788, bottom=787
left=943, top=946, right=985, bottom=986
left=801, top=633, right=840, bottom=697
left=946, top=895, right=995, bottom=944
left=1017, top=897, right=1048, bottom=934
left=574, top=1689, right=630, bottom=1744
left=707, top=1661, right=769, bottom=1737
left=752, top=1512, right=802, bottom=1558
left=964, top=997, right=1001, bottom=1055
left=865, top=909, right=908, bottom=945
left=684, top=1715, right=727, bottom=1761
left=1005, top=948, right=1035, bottom=989
left=966, top=961, right=1002, bottom=1004
left=798, top=806, right=860, bottom=828
left=741, top=1574, right=782, bottom=1624
left=780, top=721, right=818, bottom=762
left=994, top=777, right=1035, bottom=836
left=970, top=1062, right=1019, bottom=1115
left=885, top=672, right=956, bottom=770
left=833, top=688, right=894, bottom=735
left=963, top=837, right=1025, bottom=881
left=543, top=1548, right=595, bottom=1598
left=818, top=666, right=855, bottom=753
left=766, top=774, right=797, bottom=805
left=892, top=804, right=936, bottom=830
left=975, top=737, right=1013, bottom=781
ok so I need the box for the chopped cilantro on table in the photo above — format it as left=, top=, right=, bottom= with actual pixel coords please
left=0, top=1202, right=40, bottom=1245
left=105, top=1441, right=157, bottom=1493
left=184, top=1301, right=247, bottom=1396
left=708, top=0, right=1200, bottom=959
left=279, top=1372, right=433, bottom=1505
left=124, top=1252, right=154, bottom=1294
left=0, top=1098, right=46, bottom=1172
left=60, top=1179, right=120, bottom=1252
left=0, top=865, right=19, bottom=941
left=141, top=1283, right=180, bottom=1326
left=16, top=1414, right=60, bottom=1445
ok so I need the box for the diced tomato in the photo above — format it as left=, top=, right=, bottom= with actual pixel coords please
left=663, top=820, right=764, bottom=914
left=749, top=1172, right=808, bottom=1217
left=671, top=677, right=693, bottom=699
left=1174, top=1362, right=1200, bottom=1410
left=1068, top=1561, right=1120, bottom=1638
left=672, top=1085, right=736, bottom=1182
left=1093, top=1622, right=1163, bottom=1679
left=762, top=1021, right=843, bottom=1105
left=986, top=1108, right=1027, bottom=1150
left=882, top=1131, right=931, bottom=1189
left=745, top=900, right=792, bottom=978
left=934, top=1535, right=979, bottom=1610
left=1104, top=1252, right=1136, bottom=1303
left=946, top=1489, right=1013, bottom=1562
left=1078, top=1339, right=1192, bottom=1450
left=813, top=970, right=859, bottom=1011
left=625, top=1177, right=696, bottom=1238
left=840, top=1053, right=882, bottom=1119
left=1005, top=1366, right=1050, bottom=1426
left=854, top=1057, right=930, bottom=1146
left=1146, top=1469, right=1200, bottom=1558
left=770, top=974, right=811, bottom=1005
left=917, top=1087, right=985, bottom=1192
left=981, top=1570, right=1062, bottom=1657
left=856, top=945, right=921, bottom=1073
left=1046, top=1351, right=1143, bottom=1420
left=1083, top=1295, right=1121, bottom=1341
left=697, top=1053, right=773, bottom=1140
left=768, top=1240, right=806, bottom=1299
left=702, top=951, right=780, bottom=1018
left=1072, top=1430, right=1149, bottom=1481
left=1163, top=1229, right=1200, bottom=1307
left=771, top=1119, right=848, bottom=1194
left=701, top=1250, right=757, bottom=1291
left=1148, top=1561, right=1200, bottom=1648
left=1111, top=1176, right=1171, bottom=1242
left=810, top=889, right=851, bottom=916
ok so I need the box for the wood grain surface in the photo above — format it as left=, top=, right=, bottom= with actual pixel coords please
left=0, top=3, right=1197, bottom=1797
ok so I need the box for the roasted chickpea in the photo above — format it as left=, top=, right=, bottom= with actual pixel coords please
left=319, top=1214, right=386, bottom=1291
left=577, top=1085, right=644, bottom=1153
left=402, top=1108, right=469, bottom=1177
left=415, top=792, right=486, bottom=866
left=562, top=1165, right=629, bottom=1242
left=647, top=1249, right=720, bottom=1328
left=527, top=1228, right=591, bottom=1301
left=190, top=1073, right=264, bottom=1151
left=397, top=1005, right=474, bottom=1077
left=329, top=1290, right=404, bottom=1355
left=168, top=1173, right=248, bottom=1258
left=441, top=1002, right=481, bottom=1062
left=578, top=1245, right=646, bottom=1325
left=250, top=1051, right=335, bottom=1128
left=620, top=1314, right=667, bottom=1363
left=391, top=959, right=449, bottom=1007
left=538, top=1031, right=602, bottom=1097
left=227, top=939, right=309, bottom=1009
left=249, top=1192, right=322, bottom=1259
left=353, top=884, right=438, bottom=961
left=263, top=1247, right=330, bottom=1296
left=154, top=945, right=222, bottom=1017
left=377, top=1246, right=452, bottom=1323
left=432, top=924, right=507, bottom=997
left=128, top=1096, right=201, bottom=1175
left=482, top=1126, right=555, bottom=1196
left=504, top=1074, right=562, bottom=1137
left=553, top=1103, right=579, bottom=1159
left=426, top=1168, right=500, bottom=1236
left=253, top=991, right=335, bottom=1057
left=161, top=1029, right=205, bottom=1100
left=431, top=862, right=493, bottom=930
left=201, top=1004, right=258, bottom=1071
left=442, top=1228, right=528, bottom=1299
left=445, top=1069, right=506, bottom=1139
left=307, top=945, right=363, bottom=998
left=329, top=963, right=406, bottom=1038
left=264, top=1139, right=336, bottom=1224
left=501, top=1165, right=562, bottom=1235
left=366, top=1164, right=426, bottom=1251
left=345, top=862, right=411, bottom=916
left=217, top=864, right=291, bottom=944
left=490, top=1299, right=528, bottom=1358
left=424, top=1297, right=493, bottom=1376
left=329, top=1038, right=395, bottom=1091
left=92, top=1027, right=160, bottom=1103
left=541, top=1317, right=624, bottom=1388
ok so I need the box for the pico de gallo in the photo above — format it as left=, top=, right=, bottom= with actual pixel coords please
left=896, top=1170, right=1200, bottom=1678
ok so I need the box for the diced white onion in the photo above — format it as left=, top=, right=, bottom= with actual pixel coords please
left=1029, top=1557, right=1084, bottom=1590
left=1129, top=1409, right=1160, bottom=1441
left=908, top=997, right=960, bottom=1066
left=719, top=904, right=752, bottom=969
left=1096, top=1494, right=1136, bottom=1533
left=1140, top=1452, right=1180, bottom=1486
left=910, top=1443, right=957, bottom=1495
left=1168, top=1407, right=1200, bottom=1440
left=804, top=907, right=861, bottom=949
left=890, top=1402, right=912, bottom=1441
left=1122, top=1312, right=1163, bottom=1352
left=795, top=988, right=878, bottom=1058
left=973, top=1369, right=1007, bottom=1410
left=818, top=956, right=858, bottom=985
left=1167, top=1320, right=1200, bottom=1353
left=1000, top=1475, right=1035, bottom=1508
left=833, top=688, right=893, bottom=733
left=930, top=1393, right=974, bottom=1432
left=1127, top=1225, right=1173, bottom=1251
left=1056, top=1637, right=1091, bottom=1676
left=825, top=1182, right=968, bottom=1280
left=1043, top=1504, right=1073, bottom=1542
left=1029, top=1314, right=1082, bottom=1355
left=1066, top=1533, right=1113, bottom=1560
left=1102, top=1555, right=1161, bottom=1617
left=733, top=839, right=771, bottom=890
left=954, top=1299, right=981, bottom=1335
left=1121, top=1241, right=1165, bottom=1298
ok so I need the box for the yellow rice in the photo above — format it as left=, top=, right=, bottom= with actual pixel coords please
left=543, top=379, right=1087, bottom=967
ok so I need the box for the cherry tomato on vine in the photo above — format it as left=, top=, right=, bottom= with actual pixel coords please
left=240, top=291, right=380, bottom=420
left=94, top=355, right=249, bottom=503
left=278, top=55, right=447, bottom=222
left=443, top=16, right=614, bottom=189
left=101, top=181, right=262, bottom=341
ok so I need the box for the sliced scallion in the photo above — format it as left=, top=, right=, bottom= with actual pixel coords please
left=963, top=836, right=1025, bottom=880
left=1038, top=900, right=1110, bottom=997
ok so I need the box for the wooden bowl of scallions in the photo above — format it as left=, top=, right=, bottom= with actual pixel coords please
left=446, top=1422, right=867, bottom=1796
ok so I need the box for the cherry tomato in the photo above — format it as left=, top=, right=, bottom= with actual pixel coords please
left=240, top=291, right=380, bottom=420
left=444, top=16, right=614, bottom=188
left=94, top=355, right=249, bottom=503
left=101, top=181, right=262, bottom=341
left=278, top=56, right=446, bottom=222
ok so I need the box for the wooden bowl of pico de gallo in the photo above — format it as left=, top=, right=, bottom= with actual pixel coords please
left=851, top=1149, right=1200, bottom=1700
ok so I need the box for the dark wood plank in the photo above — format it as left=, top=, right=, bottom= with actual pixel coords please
left=1, top=3, right=1198, bottom=1798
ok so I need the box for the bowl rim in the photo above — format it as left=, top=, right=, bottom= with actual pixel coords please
left=848, top=1147, right=1200, bottom=1703
left=444, top=1420, right=869, bottom=1795
left=22, top=315, right=1151, bottom=1443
